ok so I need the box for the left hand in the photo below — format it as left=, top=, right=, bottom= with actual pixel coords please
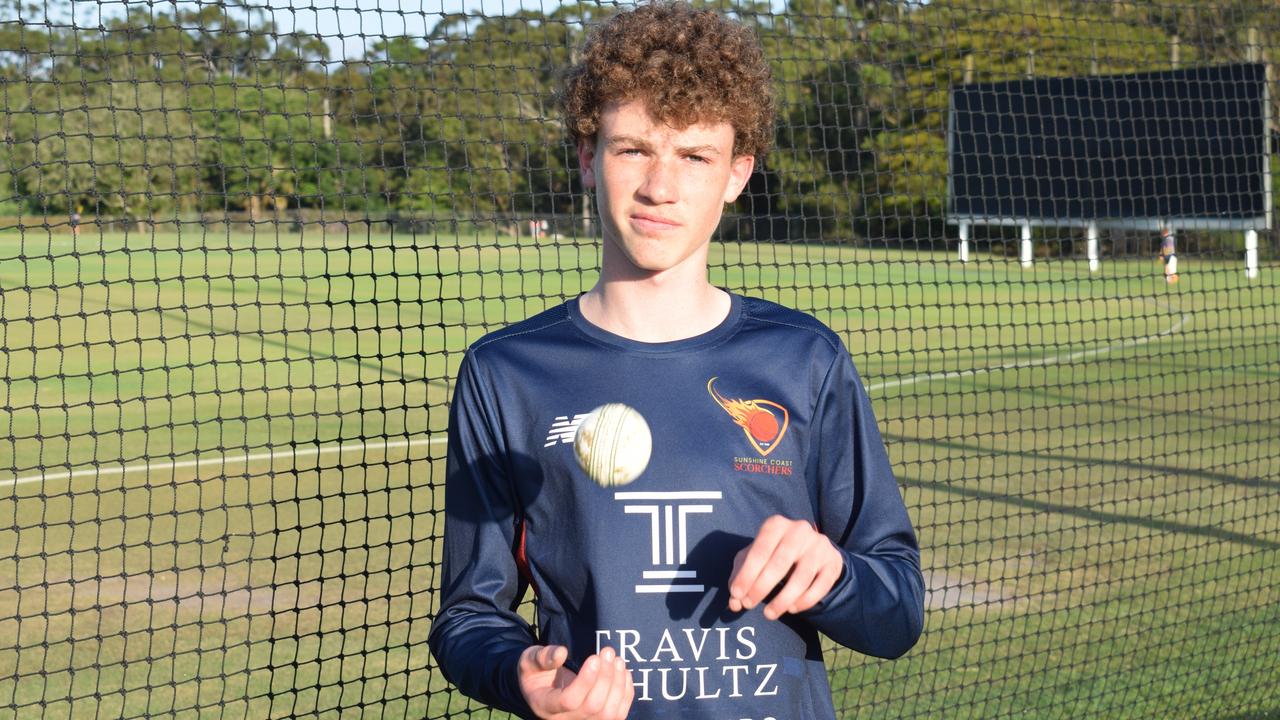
left=728, top=515, right=843, bottom=620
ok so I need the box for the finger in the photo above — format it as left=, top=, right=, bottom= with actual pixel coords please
left=617, top=657, right=636, bottom=718
left=543, top=645, right=570, bottom=673
left=521, top=644, right=566, bottom=673
left=727, top=547, right=748, bottom=612
left=556, top=653, right=600, bottom=712
left=544, top=645, right=569, bottom=671
left=789, top=559, right=844, bottom=615
left=578, top=649, right=619, bottom=717
left=739, top=525, right=809, bottom=610
left=763, top=554, right=819, bottom=620
left=602, top=653, right=633, bottom=719
left=729, top=517, right=790, bottom=607
left=765, top=535, right=839, bottom=619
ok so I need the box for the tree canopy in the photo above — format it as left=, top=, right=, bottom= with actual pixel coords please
left=2, top=0, right=1278, bottom=242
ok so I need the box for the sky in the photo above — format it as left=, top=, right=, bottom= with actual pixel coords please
left=260, top=0, right=562, bottom=57
left=61, top=0, right=798, bottom=61
left=66, top=0, right=566, bottom=59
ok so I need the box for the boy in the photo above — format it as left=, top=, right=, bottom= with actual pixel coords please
left=428, top=4, right=924, bottom=718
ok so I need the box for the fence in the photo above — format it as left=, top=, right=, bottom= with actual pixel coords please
left=1, top=0, right=1278, bottom=718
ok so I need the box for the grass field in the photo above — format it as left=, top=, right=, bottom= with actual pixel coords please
left=0, top=226, right=1277, bottom=718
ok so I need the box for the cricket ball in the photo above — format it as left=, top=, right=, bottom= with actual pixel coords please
left=574, top=403, right=651, bottom=487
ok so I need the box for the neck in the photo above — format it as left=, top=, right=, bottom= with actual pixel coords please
left=579, top=267, right=731, bottom=343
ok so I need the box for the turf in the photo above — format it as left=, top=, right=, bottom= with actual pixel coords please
left=0, top=226, right=1276, bottom=718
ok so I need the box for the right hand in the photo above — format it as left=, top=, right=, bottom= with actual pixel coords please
left=518, top=644, right=634, bottom=719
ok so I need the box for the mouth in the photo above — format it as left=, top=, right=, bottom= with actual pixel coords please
left=629, top=213, right=681, bottom=233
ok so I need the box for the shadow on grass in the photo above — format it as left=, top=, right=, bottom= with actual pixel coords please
left=157, top=302, right=442, bottom=386
left=895, top=374, right=1280, bottom=438
left=10, top=279, right=447, bottom=388
left=897, top=473, right=1279, bottom=551
left=887, top=433, right=1280, bottom=494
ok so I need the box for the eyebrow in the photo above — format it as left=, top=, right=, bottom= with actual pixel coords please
left=604, top=135, right=723, bottom=157
left=604, top=134, right=648, bottom=148
left=678, top=144, right=723, bottom=157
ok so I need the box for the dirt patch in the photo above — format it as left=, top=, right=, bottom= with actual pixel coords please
left=924, top=569, right=1019, bottom=611
left=83, top=573, right=264, bottom=614
left=50, top=568, right=335, bottom=622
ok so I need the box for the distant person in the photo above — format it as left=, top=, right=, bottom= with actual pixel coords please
left=428, top=3, right=924, bottom=719
left=70, top=209, right=81, bottom=238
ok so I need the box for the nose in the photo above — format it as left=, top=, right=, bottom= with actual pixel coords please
left=637, top=158, right=679, bottom=204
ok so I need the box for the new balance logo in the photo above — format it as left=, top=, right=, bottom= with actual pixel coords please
left=544, top=414, right=588, bottom=447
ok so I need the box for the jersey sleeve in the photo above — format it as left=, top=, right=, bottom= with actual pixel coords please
left=798, top=350, right=925, bottom=659
left=427, top=352, right=538, bottom=718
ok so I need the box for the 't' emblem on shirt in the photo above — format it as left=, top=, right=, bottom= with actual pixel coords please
left=615, top=490, right=723, bottom=594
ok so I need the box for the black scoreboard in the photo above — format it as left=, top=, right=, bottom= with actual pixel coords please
left=948, top=63, right=1269, bottom=229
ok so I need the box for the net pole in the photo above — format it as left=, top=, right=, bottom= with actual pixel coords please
left=1245, top=229, right=1260, bottom=279
left=1087, top=222, right=1099, bottom=272
left=1020, top=222, right=1033, bottom=267
left=959, top=221, right=971, bottom=262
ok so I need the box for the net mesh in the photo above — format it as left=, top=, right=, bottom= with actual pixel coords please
left=1, top=0, right=1278, bottom=717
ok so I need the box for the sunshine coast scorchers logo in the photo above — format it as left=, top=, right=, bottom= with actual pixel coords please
left=707, top=378, right=794, bottom=479
left=706, top=377, right=789, bottom=456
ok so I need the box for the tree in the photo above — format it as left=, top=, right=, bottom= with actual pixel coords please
left=747, top=0, right=904, bottom=241
left=9, top=80, right=198, bottom=219
left=421, top=9, right=579, bottom=217
left=858, top=0, right=1171, bottom=242
left=194, top=83, right=322, bottom=217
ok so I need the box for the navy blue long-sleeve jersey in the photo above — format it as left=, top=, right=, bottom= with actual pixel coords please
left=428, top=294, right=924, bottom=719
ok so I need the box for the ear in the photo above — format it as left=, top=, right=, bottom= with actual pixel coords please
left=577, top=137, right=598, bottom=189
left=722, top=154, right=756, bottom=204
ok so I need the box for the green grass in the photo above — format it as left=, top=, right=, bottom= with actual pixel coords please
left=0, top=226, right=1277, bottom=718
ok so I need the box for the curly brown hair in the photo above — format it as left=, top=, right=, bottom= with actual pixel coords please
left=561, top=2, right=775, bottom=159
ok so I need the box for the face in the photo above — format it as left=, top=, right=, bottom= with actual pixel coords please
left=578, top=100, right=755, bottom=279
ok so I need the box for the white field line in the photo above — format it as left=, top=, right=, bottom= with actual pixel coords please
left=867, top=308, right=1192, bottom=394
left=3, top=435, right=447, bottom=490
left=4, top=308, right=1191, bottom=489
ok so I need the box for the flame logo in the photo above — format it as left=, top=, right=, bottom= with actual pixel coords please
left=707, top=377, right=790, bottom=457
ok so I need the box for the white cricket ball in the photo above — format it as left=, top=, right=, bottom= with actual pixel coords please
left=574, top=403, right=652, bottom=487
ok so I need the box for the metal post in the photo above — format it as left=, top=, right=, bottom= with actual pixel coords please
left=1021, top=223, right=1033, bottom=268
left=1087, top=222, right=1099, bottom=273
left=959, top=221, right=970, bottom=262
left=1246, top=230, right=1259, bottom=279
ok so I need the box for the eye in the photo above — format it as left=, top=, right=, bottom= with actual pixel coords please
left=686, top=154, right=710, bottom=164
